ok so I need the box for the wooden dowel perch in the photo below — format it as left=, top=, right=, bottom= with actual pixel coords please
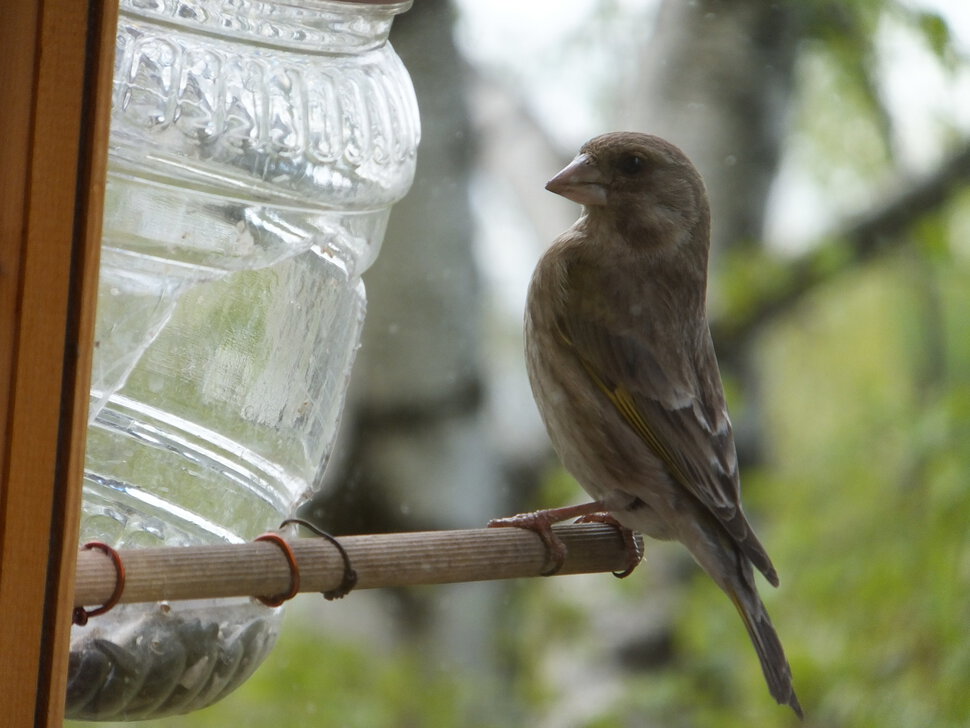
left=74, top=524, right=643, bottom=609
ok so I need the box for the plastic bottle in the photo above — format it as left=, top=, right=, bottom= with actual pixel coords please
left=67, top=0, right=419, bottom=719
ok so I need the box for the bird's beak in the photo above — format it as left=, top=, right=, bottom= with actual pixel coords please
left=545, top=153, right=608, bottom=206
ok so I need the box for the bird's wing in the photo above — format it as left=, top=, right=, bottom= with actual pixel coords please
left=556, top=280, right=778, bottom=584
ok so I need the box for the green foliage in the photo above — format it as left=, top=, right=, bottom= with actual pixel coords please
left=806, top=0, right=896, bottom=158
left=915, top=10, right=953, bottom=64
left=904, top=6, right=964, bottom=71
left=791, top=48, right=893, bottom=196
left=717, top=246, right=798, bottom=323
left=684, top=248, right=970, bottom=727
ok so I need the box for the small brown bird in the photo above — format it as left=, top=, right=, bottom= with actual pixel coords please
left=493, top=132, right=801, bottom=716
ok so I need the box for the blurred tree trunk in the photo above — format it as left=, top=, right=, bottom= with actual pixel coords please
left=622, top=0, right=801, bottom=263
left=303, top=0, right=510, bottom=714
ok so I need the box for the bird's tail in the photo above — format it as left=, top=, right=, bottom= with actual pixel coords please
left=727, top=584, right=803, bottom=719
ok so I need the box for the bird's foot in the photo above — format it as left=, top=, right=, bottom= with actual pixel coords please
left=488, top=510, right=566, bottom=576
left=574, top=512, right=643, bottom=578
left=488, top=501, right=607, bottom=576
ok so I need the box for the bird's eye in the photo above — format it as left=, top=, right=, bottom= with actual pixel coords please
left=617, top=154, right=645, bottom=176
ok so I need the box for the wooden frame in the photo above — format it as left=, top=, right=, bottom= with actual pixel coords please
left=0, top=0, right=117, bottom=724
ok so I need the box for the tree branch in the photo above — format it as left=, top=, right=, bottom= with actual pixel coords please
left=713, top=140, right=970, bottom=358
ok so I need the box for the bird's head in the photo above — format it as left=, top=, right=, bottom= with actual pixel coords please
left=546, top=132, right=710, bottom=253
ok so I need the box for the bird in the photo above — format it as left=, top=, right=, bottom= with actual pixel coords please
left=490, top=132, right=802, bottom=717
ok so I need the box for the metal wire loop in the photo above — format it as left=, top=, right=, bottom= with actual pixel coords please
left=279, top=518, right=357, bottom=600
left=253, top=532, right=301, bottom=607
left=73, top=541, right=126, bottom=625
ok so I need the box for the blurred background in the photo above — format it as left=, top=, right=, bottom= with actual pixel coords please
left=71, top=0, right=970, bottom=725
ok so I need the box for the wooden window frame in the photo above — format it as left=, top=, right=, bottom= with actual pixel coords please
left=0, top=1, right=117, bottom=724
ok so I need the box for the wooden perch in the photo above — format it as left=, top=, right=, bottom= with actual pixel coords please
left=74, top=523, right=643, bottom=609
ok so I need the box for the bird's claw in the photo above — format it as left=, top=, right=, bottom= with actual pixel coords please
left=574, top=513, right=643, bottom=578
left=488, top=511, right=568, bottom=576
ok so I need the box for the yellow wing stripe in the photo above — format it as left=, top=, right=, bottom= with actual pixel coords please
left=611, top=385, right=694, bottom=490
left=574, top=354, right=694, bottom=492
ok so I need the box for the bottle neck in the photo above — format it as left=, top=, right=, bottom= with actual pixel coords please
left=121, top=0, right=413, bottom=53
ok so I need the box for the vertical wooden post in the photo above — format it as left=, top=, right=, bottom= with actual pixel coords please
left=0, top=0, right=116, bottom=724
